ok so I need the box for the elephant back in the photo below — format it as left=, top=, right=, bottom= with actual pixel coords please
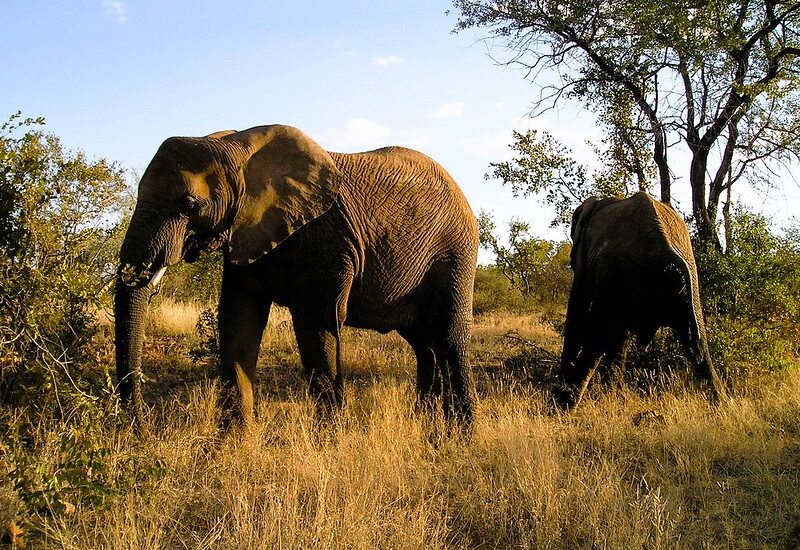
left=330, top=147, right=478, bottom=250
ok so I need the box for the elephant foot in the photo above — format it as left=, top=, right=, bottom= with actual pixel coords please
left=551, top=387, right=577, bottom=413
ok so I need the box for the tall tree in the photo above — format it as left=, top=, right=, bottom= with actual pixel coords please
left=454, top=0, right=800, bottom=250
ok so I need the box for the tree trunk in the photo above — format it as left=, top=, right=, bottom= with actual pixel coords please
left=689, top=152, right=722, bottom=253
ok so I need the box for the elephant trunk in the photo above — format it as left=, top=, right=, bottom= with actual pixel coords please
left=114, top=207, right=185, bottom=423
left=114, top=281, right=151, bottom=422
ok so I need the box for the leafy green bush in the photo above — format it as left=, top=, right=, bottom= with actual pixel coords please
left=0, top=112, right=128, bottom=409
left=159, top=249, right=223, bottom=304
left=476, top=211, right=572, bottom=315
left=473, top=266, right=537, bottom=315
left=1, top=396, right=165, bottom=517
left=698, top=206, right=800, bottom=375
left=0, top=113, right=160, bottom=529
left=189, top=306, right=220, bottom=374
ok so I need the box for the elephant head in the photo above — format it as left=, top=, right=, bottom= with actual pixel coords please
left=569, top=197, right=600, bottom=270
left=114, top=125, right=340, bottom=420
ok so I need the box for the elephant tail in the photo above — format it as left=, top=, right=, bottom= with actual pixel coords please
left=666, top=250, right=705, bottom=347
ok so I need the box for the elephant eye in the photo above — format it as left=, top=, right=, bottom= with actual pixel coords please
left=179, top=196, right=201, bottom=215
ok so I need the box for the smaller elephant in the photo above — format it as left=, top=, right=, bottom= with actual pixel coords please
left=558, top=192, right=725, bottom=408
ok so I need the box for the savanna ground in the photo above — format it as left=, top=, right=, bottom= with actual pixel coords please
left=4, top=298, right=800, bottom=549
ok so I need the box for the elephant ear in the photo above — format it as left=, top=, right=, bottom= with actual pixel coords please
left=569, top=197, right=601, bottom=270
left=227, top=125, right=340, bottom=265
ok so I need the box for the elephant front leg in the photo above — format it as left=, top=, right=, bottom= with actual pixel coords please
left=293, top=321, right=343, bottom=420
left=218, top=276, right=270, bottom=431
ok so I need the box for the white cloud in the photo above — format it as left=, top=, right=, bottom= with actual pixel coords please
left=461, top=131, right=514, bottom=160
left=371, top=55, right=404, bottom=66
left=316, top=119, right=430, bottom=152
left=433, top=102, right=465, bottom=118
left=493, top=100, right=505, bottom=111
left=319, top=118, right=392, bottom=151
left=394, top=131, right=430, bottom=150
left=102, top=0, right=128, bottom=24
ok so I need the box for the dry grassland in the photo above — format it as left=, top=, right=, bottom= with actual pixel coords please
left=16, top=308, right=800, bottom=548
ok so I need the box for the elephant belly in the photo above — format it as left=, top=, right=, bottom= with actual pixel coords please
left=343, top=290, right=420, bottom=334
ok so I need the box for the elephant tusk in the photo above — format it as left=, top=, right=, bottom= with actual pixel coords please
left=149, top=266, right=167, bottom=287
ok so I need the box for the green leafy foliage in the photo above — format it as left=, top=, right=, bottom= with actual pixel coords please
left=1, top=394, right=166, bottom=517
left=486, top=130, right=595, bottom=226
left=0, top=113, right=163, bottom=529
left=0, top=111, right=127, bottom=409
left=159, top=250, right=223, bottom=304
left=189, top=307, right=220, bottom=374
left=473, top=266, right=534, bottom=315
left=698, top=206, right=800, bottom=374
left=485, top=129, right=638, bottom=228
left=454, top=0, right=800, bottom=249
left=477, top=211, right=572, bottom=312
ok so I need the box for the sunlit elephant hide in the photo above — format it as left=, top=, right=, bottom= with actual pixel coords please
left=115, top=125, right=478, bottom=430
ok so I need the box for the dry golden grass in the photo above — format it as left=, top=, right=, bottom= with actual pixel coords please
left=147, top=298, right=204, bottom=336
left=95, top=298, right=204, bottom=336
left=20, top=310, right=800, bottom=548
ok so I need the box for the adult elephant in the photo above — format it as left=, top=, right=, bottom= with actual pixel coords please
left=115, top=125, right=478, bottom=429
left=557, top=192, right=725, bottom=409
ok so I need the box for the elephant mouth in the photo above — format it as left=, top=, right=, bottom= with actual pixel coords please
left=182, top=231, right=225, bottom=263
left=118, top=245, right=170, bottom=288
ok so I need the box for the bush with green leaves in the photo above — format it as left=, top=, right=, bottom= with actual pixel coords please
left=0, top=113, right=159, bottom=525
left=158, top=249, right=223, bottom=304
left=473, top=266, right=535, bottom=315
left=0, top=112, right=127, bottom=409
left=698, top=206, right=800, bottom=375
left=477, top=211, right=572, bottom=314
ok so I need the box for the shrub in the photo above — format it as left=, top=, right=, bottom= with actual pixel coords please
left=0, top=113, right=149, bottom=530
left=0, top=112, right=127, bottom=409
left=189, top=307, right=220, bottom=374
left=158, top=249, right=223, bottom=304
left=477, top=211, right=572, bottom=315
left=698, top=206, right=800, bottom=375
left=473, top=266, right=535, bottom=315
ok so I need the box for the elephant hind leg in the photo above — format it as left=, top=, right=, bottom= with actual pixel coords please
left=398, top=329, right=441, bottom=416
left=412, top=255, right=476, bottom=431
left=403, top=324, right=475, bottom=430
left=437, top=342, right=474, bottom=429
left=428, top=313, right=475, bottom=430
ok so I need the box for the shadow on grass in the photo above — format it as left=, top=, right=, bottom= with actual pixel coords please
left=135, top=327, right=709, bottom=417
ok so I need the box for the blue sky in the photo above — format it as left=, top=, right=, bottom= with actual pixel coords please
left=2, top=1, right=796, bottom=258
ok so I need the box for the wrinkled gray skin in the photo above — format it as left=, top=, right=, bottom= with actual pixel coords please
left=115, top=125, right=478, bottom=429
left=557, top=192, right=726, bottom=409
